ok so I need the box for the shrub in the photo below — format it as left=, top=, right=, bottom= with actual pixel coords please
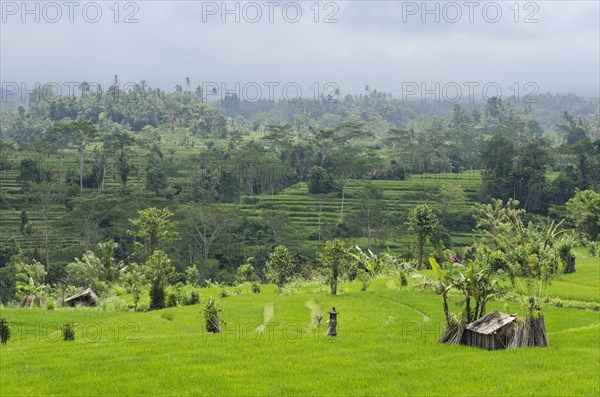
left=189, top=291, right=200, bottom=305
left=237, top=260, right=254, bottom=283
left=137, top=301, right=150, bottom=312
left=203, top=297, right=223, bottom=333
left=176, top=285, right=200, bottom=306
left=549, top=298, right=563, bottom=307
left=399, top=272, right=408, bottom=287
left=0, top=317, right=10, bottom=345
left=318, top=239, right=350, bottom=295
left=251, top=281, right=261, bottom=293
left=358, top=269, right=371, bottom=292
left=185, top=266, right=200, bottom=286
left=161, top=312, right=174, bottom=321
left=62, top=322, right=75, bottom=341
left=266, top=245, right=295, bottom=289
left=308, top=166, right=338, bottom=194
left=149, top=282, right=165, bottom=310
left=220, top=288, right=231, bottom=298
left=46, top=299, right=55, bottom=310
left=215, top=269, right=236, bottom=285
left=280, top=278, right=308, bottom=296
left=101, top=295, right=129, bottom=312
left=166, top=293, right=178, bottom=308
left=562, top=300, right=600, bottom=311
left=430, top=248, right=455, bottom=267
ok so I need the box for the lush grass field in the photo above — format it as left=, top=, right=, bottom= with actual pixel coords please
left=548, top=254, right=600, bottom=302
left=1, top=254, right=599, bottom=396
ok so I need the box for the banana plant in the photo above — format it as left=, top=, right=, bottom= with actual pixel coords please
left=380, top=249, right=413, bottom=287
left=452, top=260, right=477, bottom=322
left=413, top=258, right=454, bottom=326
left=350, top=246, right=381, bottom=291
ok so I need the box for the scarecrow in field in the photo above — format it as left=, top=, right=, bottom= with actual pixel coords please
left=327, top=308, right=338, bottom=336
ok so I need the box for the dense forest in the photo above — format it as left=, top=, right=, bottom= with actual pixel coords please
left=0, top=78, right=599, bottom=304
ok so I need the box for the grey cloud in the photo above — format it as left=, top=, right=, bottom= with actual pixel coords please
left=1, top=1, right=598, bottom=97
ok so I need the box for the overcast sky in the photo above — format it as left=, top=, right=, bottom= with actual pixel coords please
left=1, top=1, right=599, bottom=101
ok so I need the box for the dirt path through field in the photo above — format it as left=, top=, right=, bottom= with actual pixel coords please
left=256, top=301, right=275, bottom=334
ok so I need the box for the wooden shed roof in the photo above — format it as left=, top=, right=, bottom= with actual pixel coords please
left=466, top=311, right=517, bottom=335
left=64, top=287, right=100, bottom=304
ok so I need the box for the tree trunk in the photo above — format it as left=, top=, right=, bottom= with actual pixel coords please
left=331, top=265, right=338, bottom=295
left=100, top=162, right=107, bottom=193
left=317, top=199, right=322, bottom=242
left=58, top=154, right=64, bottom=182
left=417, top=237, right=424, bottom=269
left=442, top=292, right=450, bottom=326
left=465, top=294, right=472, bottom=323
left=339, top=183, right=345, bottom=223
left=479, top=299, right=488, bottom=319
left=44, top=231, right=49, bottom=271
left=202, top=228, right=210, bottom=260
left=43, top=206, right=50, bottom=272
left=118, top=151, right=127, bottom=195
left=79, top=147, right=84, bottom=194
left=564, top=256, right=576, bottom=274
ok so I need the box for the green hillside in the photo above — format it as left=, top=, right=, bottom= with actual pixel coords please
left=1, top=148, right=483, bottom=267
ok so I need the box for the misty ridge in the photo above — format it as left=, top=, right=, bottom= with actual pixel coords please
left=1, top=79, right=598, bottom=135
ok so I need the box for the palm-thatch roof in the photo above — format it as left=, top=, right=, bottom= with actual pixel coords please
left=466, top=311, right=517, bottom=335
left=64, top=288, right=100, bottom=307
left=461, top=311, right=517, bottom=350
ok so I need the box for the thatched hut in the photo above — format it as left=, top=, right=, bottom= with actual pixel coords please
left=463, top=311, right=517, bottom=350
left=64, top=288, right=100, bottom=307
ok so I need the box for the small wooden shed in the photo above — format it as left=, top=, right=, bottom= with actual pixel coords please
left=64, top=288, right=100, bottom=307
left=464, top=311, right=517, bottom=350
